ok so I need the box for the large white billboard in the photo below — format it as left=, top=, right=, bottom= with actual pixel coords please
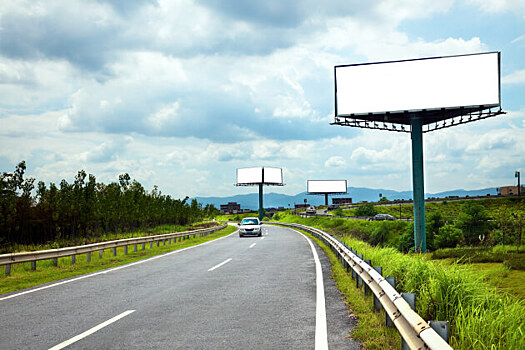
left=237, top=167, right=263, bottom=184
left=307, top=180, right=347, bottom=194
left=236, top=167, right=283, bottom=185
left=335, top=52, right=500, bottom=116
left=263, top=167, right=283, bottom=184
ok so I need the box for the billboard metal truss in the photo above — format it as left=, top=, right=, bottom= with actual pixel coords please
left=332, top=107, right=505, bottom=133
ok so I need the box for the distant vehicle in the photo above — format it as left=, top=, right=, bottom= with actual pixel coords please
left=306, top=207, right=316, bottom=214
left=369, top=214, right=395, bottom=221
left=238, top=217, right=262, bottom=237
left=327, top=205, right=339, bottom=210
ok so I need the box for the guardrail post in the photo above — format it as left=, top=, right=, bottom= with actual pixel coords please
left=71, top=255, right=76, bottom=264
left=113, top=247, right=117, bottom=256
left=99, top=249, right=103, bottom=259
left=53, top=258, right=58, bottom=266
left=5, top=264, right=11, bottom=276
left=134, top=244, right=137, bottom=252
left=142, top=243, right=145, bottom=250
left=429, top=321, right=450, bottom=344
left=163, top=239, right=166, bottom=246
left=31, top=261, right=36, bottom=270
left=87, top=252, right=91, bottom=262
left=401, top=293, right=416, bottom=350
left=350, top=250, right=357, bottom=279
left=150, top=242, right=153, bottom=248
left=364, top=259, right=372, bottom=295
left=373, top=267, right=383, bottom=311
left=385, top=277, right=396, bottom=327
left=157, top=240, right=160, bottom=247
left=124, top=245, right=128, bottom=255
left=356, top=254, right=363, bottom=288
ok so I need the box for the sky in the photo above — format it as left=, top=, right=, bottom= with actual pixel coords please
left=1, top=0, right=524, bottom=199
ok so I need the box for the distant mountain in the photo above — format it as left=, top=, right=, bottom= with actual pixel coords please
left=195, top=187, right=498, bottom=210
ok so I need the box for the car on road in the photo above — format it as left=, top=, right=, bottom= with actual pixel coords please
left=306, top=206, right=316, bottom=215
left=369, top=213, right=395, bottom=221
left=238, top=217, right=262, bottom=237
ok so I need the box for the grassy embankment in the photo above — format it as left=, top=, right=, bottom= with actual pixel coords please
left=0, top=225, right=236, bottom=295
left=266, top=213, right=525, bottom=350
left=339, top=196, right=524, bottom=220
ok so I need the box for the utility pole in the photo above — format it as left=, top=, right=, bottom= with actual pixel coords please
left=516, top=171, right=521, bottom=196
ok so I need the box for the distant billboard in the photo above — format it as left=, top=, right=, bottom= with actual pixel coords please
left=236, top=167, right=283, bottom=185
left=335, top=52, right=500, bottom=118
left=307, top=180, right=347, bottom=194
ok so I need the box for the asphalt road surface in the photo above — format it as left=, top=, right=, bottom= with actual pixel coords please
left=0, top=225, right=361, bottom=349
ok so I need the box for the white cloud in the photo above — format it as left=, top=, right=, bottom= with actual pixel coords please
left=502, top=69, right=525, bottom=85
left=325, top=156, right=345, bottom=167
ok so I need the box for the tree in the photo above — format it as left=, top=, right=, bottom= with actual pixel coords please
left=493, top=204, right=514, bottom=245
left=355, top=203, right=377, bottom=217
left=455, top=202, right=491, bottom=245
left=435, top=224, right=462, bottom=249
left=425, top=211, right=444, bottom=250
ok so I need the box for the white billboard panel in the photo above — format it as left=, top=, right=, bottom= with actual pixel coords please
left=335, top=52, right=500, bottom=116
left=236, top=167, right=283, bottom=184
left=237, top=167, right=263, bottom=184
left=307, top=180, right=347, bottom=194
left=264, top=167, right=283, bottom=184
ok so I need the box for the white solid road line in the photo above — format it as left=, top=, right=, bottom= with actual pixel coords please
left=48, top=310, right=135, bottom=350
left=249, top=243, right=256, bottom=248
left=0, top=231, right=237, bottom=301
left=294, top=230, right=329, bottom=350
left=208, top=258, right=233, bottom=272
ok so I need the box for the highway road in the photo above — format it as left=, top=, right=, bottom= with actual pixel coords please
left=0, top=225, right=361, bottom=349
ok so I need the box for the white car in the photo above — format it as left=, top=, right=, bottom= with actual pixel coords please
left=238, top=217, right=262, bottom=237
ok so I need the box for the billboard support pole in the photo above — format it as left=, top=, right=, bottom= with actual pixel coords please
left=325, top=194, right=329, bottom=206
left=258, top=183, right=264, bottom=220
left=411, top=117, right=426, bottom=253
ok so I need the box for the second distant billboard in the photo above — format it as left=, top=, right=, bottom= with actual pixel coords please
left=307, top=180, right=347, bottom=194
left=236, top=167, right=283, bottom=185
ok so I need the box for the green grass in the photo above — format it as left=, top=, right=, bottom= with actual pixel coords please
left=0, top=225, right=236, bottom=295
left=271, top=215, right=525, bottom=349
left=294, top=227, right=399, bottom=349
left=339, top=196, right=525, bottom=221
left=2, top=221, right=220, bottom=254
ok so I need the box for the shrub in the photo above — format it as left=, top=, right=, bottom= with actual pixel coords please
left=435, top=224, right=462, bottom=248
left=398, top=223, right=415, bottom=253
left=355, top=203, right=378, bottom=217
left=503, top=255, right=525, bottom=271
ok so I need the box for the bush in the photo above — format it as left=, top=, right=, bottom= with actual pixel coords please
left=369, top=224, right=390, bottom=246
left=355, top=203, right=378, bottom=217
left=333, top=207, right=344, bottom=216
left=398, top=224, right=415, bottom=253
left=435, top=224, right=462, bottom=249
left=503, top=255, right=525, bottom=271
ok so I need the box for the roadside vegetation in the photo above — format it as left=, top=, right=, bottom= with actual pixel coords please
left=0, top=225, right=236, bottom=295
left=0, top=161, right=220, bottom=253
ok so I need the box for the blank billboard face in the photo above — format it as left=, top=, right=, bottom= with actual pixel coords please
left=263, top=167, right=283, bottom=184
left=307, top=180, right=347, bottom=194
left=237, top=167, right=263, bottom=184
left=236, top=167, right=283, bottom=184
left=335, top=52, right=500, bottom=116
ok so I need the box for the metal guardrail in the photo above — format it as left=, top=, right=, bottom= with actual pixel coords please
left=1, top=224, right=227, bottom=275
left=272, top=222, right=452, bottom=350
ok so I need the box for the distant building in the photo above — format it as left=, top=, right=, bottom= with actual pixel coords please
left=294, top=204, right=309, bottom=209
left=220, top=202, right=241, bottom=214
left=498, top=186, right=523, bottom=196
left=332, top=197, right=353, bottom=205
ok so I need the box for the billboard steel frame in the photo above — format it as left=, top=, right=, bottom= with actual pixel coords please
left=332, top=52, right=505, bottom=253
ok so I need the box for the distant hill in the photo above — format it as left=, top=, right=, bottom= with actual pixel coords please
left=195, top=187, right=498, bottom=210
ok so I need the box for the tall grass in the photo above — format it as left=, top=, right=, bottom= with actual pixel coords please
left=274, top=214, right=525, bottom=349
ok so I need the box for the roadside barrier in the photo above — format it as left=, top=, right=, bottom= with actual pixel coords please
left=1, top=224, right=227, bottom=276
left=272, top=222, right=452, bottom=350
